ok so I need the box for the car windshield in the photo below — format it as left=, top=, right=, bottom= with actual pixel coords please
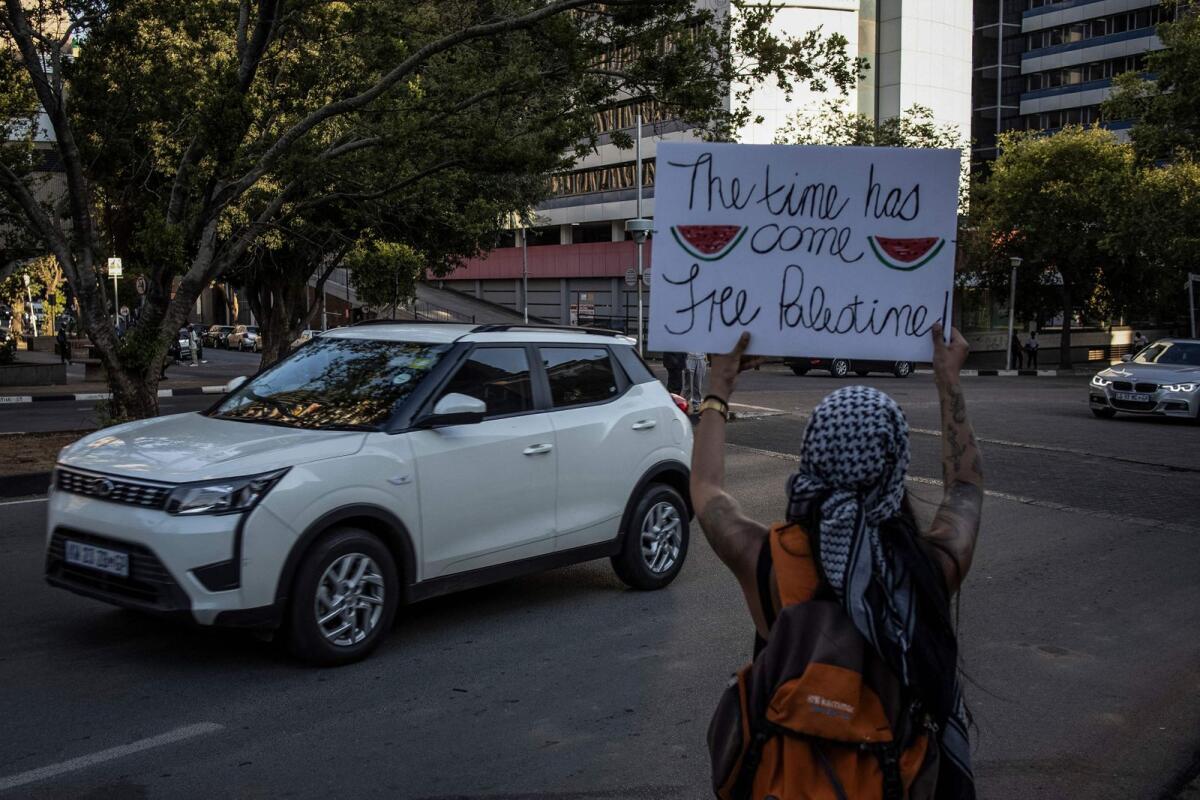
left=211, top=337, right=449, bottom=430
left=1133, top=342, right=1200, bottom=366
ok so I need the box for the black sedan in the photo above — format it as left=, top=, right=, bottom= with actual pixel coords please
left=784, top=356, right=914, bottom=378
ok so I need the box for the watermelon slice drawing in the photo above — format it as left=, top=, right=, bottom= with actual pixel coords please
left=671, top=224, right=746, bottom=261
left=867, top=235, right=945, bottom=271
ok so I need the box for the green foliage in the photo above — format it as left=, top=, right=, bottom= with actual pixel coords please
left=1103, top=9, right=1200, bottom=161
left=346, top=239, right=425, bottom=309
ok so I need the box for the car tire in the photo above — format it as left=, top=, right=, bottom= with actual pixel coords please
left=789, top=364, right=809, bottom=377
left=831, top=359, right=850, bottom=378
left=611, top=483, right=690, bottom=591
left=1091, top=408, right=1116, bottom=419
left=893, top=361, right=913, bottom=378
left=285, top=527, right=399, bottom=666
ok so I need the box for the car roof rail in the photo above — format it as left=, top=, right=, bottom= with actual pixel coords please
left=469, top=323, right=627, bottom=337
left=349, top=319, right=470, bottom=327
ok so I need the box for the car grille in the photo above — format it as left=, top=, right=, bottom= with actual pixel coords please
left=1113, top=381, right=1133, bottom=391
left=56, top=467, right=171, bottom=509
left=1111, top=399, right=1157, bottom=412
left=1135, top=382, right=1157, bottom=393
left=46, top=529, right=187, bottom=610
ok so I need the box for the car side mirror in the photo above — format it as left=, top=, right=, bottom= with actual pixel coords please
left=225, top=375, right=248, bottom=394
left=1120, top=354, right=1132, bottom=363
left=419, top=393, right=487, bottom=428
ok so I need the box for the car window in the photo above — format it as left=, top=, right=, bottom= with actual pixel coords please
left=439, top=347, right=533, bottom=417
left=212, top=338, right=450, bottom=429
left=541, top=347, right=618, bottom=408
left=1135, top=342, right=1200, bottom=365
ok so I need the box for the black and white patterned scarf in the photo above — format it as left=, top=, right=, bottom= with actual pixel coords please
left=786, top=385, right=975, bottom=800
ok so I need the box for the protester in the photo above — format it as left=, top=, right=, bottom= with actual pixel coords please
left=1132, top=331, right=1149, bottom=353
left=188, top=325, right=200, bottom=367
left=662, top=351, right=686, bottom=395
left=55, top=326, right=70, bottom=366
left=1025, top=331, right=1039, bottom=369
left=685, top=351, right=707, bottom=412
left=1010, top=331, right=1023, bottom=369
left=693, top=325, right=983, bottom=799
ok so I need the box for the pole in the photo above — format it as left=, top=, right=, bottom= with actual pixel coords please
left=635, top=112, right=644, bottom=356
left=521, top=227, right=529, bottom=323
left=112, top=275, right=119, bottom=327
left=1006, top=265, right=1018, bottom=370
left=1188, top=273, right=1198, bottom=339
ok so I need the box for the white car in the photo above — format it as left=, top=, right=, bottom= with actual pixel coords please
left=227, top=324, right=261, bottom=352
left=291, top=329, right=319, bottom=349
left=45, top=323, right=694, bottom=665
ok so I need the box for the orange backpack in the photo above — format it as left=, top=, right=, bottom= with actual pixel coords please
left=707, top=523, right=939, bottom=800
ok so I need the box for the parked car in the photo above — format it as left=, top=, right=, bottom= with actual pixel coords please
left=1089, top=338, right=1200, bottom=420
left=783, top=356, right=914, bottom=378
left=227, top=324, right=261, bottom=352
left=45, top=323, right=693, bottom=665
left=205, top=324, right=234, bottom=348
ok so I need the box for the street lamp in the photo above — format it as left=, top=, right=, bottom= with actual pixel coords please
left=1006, top=256, right=1022, bottom=371
left=1187, top=273, right=1199, bottom=339
left=624, top=112, right=652, bottom=356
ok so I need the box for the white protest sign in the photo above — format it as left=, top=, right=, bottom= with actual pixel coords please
left=648, top=143, right=959, bottom=361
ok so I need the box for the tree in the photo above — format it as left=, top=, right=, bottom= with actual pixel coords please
left=1103, top=7, right=1200, bottom=161
left=1, top=1, right=862, bottom=419
left=970, top=126, right=1135, bottom=368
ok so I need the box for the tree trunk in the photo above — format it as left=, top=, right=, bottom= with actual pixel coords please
left=1059, top=283, right=1074, bottom=370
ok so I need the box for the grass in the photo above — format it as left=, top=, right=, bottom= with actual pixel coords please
left=0, top=430, right=91, bottom=476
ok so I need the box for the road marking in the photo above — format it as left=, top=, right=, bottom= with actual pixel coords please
left=0, top=396, right=32, bottom=404
left=731, top=402, right=788, bottom=414
left=726, top=443, right=1200, bottom=535
left=0, top=722, right=223, bottom=793
left=0, top=497, right=48, bottom=507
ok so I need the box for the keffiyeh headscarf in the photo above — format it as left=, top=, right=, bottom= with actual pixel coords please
left=787, top=385, right=974, bottom=800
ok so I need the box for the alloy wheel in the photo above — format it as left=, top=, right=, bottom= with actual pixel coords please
left=640, top=501, right=682, bottom=574
left=314, top=552, right=385, bottom=647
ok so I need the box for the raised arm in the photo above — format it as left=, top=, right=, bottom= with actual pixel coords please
left=923, top=323, right=984, bottom=594
left=689, top=332, right=773, bottom=633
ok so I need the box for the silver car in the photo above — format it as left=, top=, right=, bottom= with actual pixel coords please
left=1090, top=339, right=1200, bottom=420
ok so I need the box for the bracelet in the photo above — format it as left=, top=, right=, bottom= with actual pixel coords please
left=698, top=395, right=730, bottom=421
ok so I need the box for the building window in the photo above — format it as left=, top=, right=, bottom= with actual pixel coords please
left=1026, top=6, right=1166, bottom=53
left=549, top=159, right=656, bottom=198
left=594, top=99, right=674, bottom=134
left=1024, top=54, right=1147, bottom=93
left=573, top=222, right=612, bottom=244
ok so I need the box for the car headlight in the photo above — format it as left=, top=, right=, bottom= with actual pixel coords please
left=1161, top=383, right=1197, bottom=392
left=1091, top=375, right=1112, bottom=387
left=166, top=469, right=288, bottom=516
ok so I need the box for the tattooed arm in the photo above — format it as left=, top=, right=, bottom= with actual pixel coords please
left=923, top=323, right=984, bottom=594
left=690, top=333, right=773, bottom=635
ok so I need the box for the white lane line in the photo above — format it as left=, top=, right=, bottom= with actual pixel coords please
left=725, top=443, right=1200, bottom=535
left=0, top=722, right=223, bottom=793
left=730, top=402, right=788, bottom=414
left=0, top=497, right=48, bottom=507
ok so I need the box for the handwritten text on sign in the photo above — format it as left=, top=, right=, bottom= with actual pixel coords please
left=647, top=143, right=959, bottom=361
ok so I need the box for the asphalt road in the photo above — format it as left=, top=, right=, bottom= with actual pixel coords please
left=1, top=367, right=1199, bottom=799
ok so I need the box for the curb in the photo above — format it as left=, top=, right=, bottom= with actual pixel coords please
left=0, top=470, right=52, bottom=499
left=914, top=369, right=1090, bottom=377
left=0, top=385, right=227, bottom=405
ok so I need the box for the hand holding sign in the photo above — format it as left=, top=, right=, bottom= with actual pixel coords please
left=708, top=332, right=765, bottom=401
left=649, top=143, right=960, bottom=362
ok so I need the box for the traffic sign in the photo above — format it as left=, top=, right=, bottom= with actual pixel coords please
left=106, top=257, right=123, bottom=278
left=625, top=268, right=636, bottom=287
left=135, top=276, right=146, bottom=295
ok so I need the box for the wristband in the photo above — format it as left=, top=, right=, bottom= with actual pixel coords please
left=699, top=395, right=730, bottom=420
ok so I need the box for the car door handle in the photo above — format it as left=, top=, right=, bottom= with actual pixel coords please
left=523, top=443, right=554, bottom=455
left=631, top=419, right=657, bottom=430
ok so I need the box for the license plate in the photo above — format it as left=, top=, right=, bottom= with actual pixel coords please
left=65, top=540, right=129, bottom=577
left=1114, top=392, right=1151, bottom=403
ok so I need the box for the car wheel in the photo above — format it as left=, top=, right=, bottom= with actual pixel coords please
left=1091, top=408, right=1116, bottom=419
left=893, top=361, right=913, bottom=378
left=611, top=484, right=690, bottom=591
left=789, top=364, right=809, bottom=377
left=285, top=527, right=399, bottom=666
left=831, top=359, right=850, bottom=378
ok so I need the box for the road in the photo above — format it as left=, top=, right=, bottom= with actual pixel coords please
left=1, top=366, right=1199, bottom=799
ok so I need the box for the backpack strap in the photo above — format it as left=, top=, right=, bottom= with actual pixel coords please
left=752, top=538, right=776, bottom=658
left=768, top=523, right=822, bottom=608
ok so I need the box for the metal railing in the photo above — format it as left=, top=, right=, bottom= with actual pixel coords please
left=397, top=298, right=475, bottom=324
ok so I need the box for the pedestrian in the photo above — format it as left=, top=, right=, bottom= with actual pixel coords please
left=188, top=325, right=200, bottom=367
left=1010, top=331, right=1023, bottom=370
left=1025, top=331, right=1039, bottom=369
left=55, top=325, right=70, bottom=366
left=693, top=325, right=982, bottom=800
left=685, top=351, right=707, bottom=412
left=1132, top=331, right=1149, bottom=353
left=662, top=351, right=686, bottom=395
